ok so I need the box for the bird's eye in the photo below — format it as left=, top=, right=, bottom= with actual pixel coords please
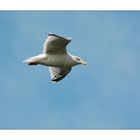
left=76, top=57, right=80, bottom=61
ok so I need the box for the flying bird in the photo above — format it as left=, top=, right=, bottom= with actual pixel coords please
left=23, top=33, right=87, bottom=83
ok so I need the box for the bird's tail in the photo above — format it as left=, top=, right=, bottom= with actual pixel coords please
left=23, top=57, right=38, bottom=65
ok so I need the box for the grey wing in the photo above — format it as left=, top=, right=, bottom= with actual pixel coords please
left=49, top=66, right=72, bottom=83
left=43, top=33, right=71, bottom=55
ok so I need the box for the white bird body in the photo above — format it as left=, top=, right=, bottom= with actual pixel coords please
left=24, top=33, right=87, bottom=83
left=24, top=53, right=77, bottom=67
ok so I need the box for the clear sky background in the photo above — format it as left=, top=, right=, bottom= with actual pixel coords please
left=0, top=11, right=140, bottom=129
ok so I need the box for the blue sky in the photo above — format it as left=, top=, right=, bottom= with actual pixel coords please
left=0, top=11, right=140, bottom=129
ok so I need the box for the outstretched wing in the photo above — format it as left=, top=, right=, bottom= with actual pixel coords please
left=49, top=66, right=72, bottom=83
left=43, top=33, right=71, bottom=55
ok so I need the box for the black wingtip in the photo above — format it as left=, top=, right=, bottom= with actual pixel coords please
left=47, top=33, right=72, bottom=42
left=45, top=32, right=53, bottom=36
left=49, top=75, right=66, bottom=83
left=48, top=32, right=55, bottom=36
left=48, top=32, right=59, bottom=37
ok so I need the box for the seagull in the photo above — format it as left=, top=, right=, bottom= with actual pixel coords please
left=23, top=33, right=87, bottom=83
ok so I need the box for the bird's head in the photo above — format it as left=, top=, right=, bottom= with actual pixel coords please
left=73, top=56, right=87, bottom=65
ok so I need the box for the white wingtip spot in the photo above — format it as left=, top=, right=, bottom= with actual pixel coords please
left=49, top=80, right=56, bottom=84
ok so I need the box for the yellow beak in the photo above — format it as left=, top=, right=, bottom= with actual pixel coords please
left=80, top=60, right=87, bottom=65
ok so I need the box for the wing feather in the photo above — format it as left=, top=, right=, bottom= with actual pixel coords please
left=43, top=33, right=71, bottom=55
left=49, top=66, right=71, bottom=83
